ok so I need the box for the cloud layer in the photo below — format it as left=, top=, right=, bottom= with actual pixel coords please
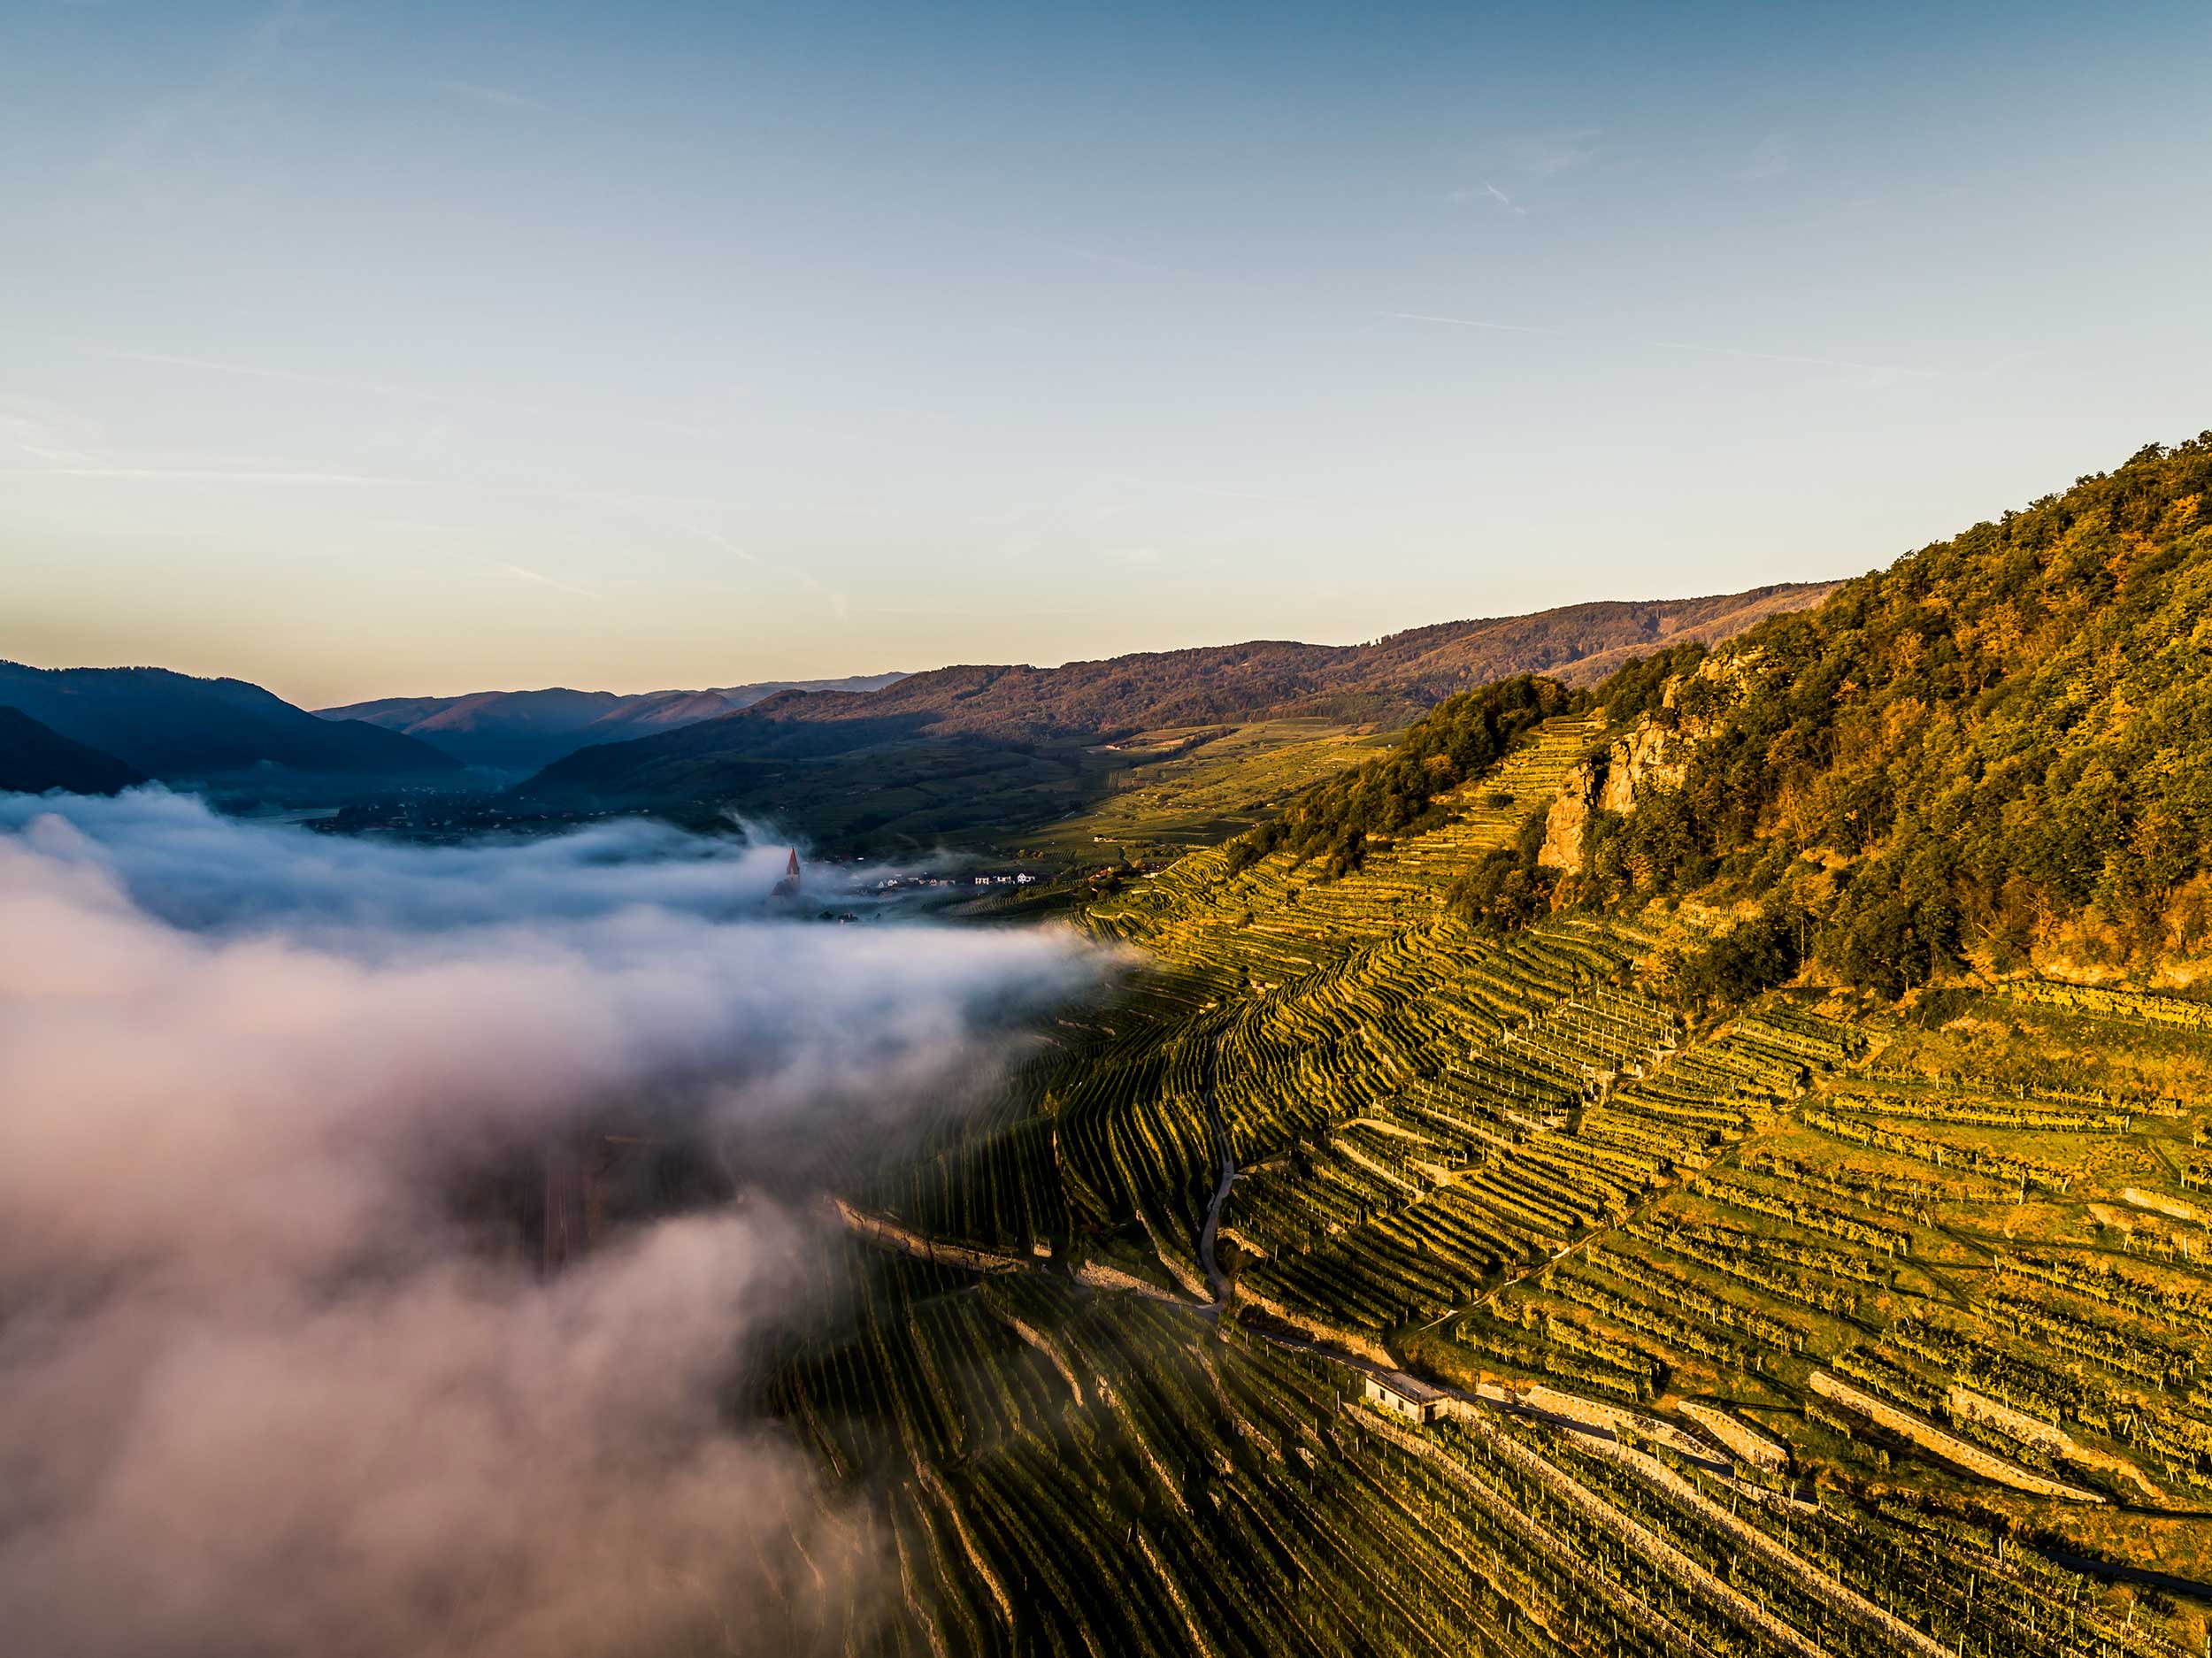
left=0, top=791, right=1108, bottom=1657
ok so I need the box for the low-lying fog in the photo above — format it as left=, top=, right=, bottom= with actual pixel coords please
left=0, top=788, right=1112, bottom=1658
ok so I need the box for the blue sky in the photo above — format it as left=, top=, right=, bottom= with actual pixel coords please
left=4, top=1, right=2208, bottom=705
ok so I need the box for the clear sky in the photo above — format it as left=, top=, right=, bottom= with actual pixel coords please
left=4, top=1, right=2209, bottom=708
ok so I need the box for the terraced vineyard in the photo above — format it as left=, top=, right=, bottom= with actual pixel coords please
left=768, top=1240, right=2200, bottom=1658
left=1088, top=712, right=1601, bottom=994
left=792, top=720, right=2212, bottom=1656
left=1022, top=718, right=1399, bottom=862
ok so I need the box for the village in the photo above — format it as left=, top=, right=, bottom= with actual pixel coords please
left=868, top=870, right=1038, bottom=893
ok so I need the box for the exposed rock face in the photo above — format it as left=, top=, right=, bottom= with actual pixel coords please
left=1538, top=657, right=1746, bottom=871
left=1539, top=760, right=1599, bottom=871
left=1600, top=725, right=1686, bottom=813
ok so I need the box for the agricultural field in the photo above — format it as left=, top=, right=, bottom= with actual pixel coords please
left=769, top=1238, right=2202, bottom=1658
left=1087, top=712, right=1600, bottom=988
left=785, top=719, right=2212, bottom=1657
left=1019, top=718, right=1398, bottom=864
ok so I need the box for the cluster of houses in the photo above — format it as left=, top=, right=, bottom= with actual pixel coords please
left=871, top=871, right=1038, bottom=892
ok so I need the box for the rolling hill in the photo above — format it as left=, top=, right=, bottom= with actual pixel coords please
left=0, top=706, right=147, bottom=794
left=0, top=662, right=457, bottom=788
left=318, top=672, right=908, bottom=771
left=510, top=583, right=1832, bottom=838
left=1148, top=436, right=2212, bottom=999
left=741, top=582, right=1833, bottom=744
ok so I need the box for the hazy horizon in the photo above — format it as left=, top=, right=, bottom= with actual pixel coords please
left=7, top=575, right=1840, bottom=710
left=7, top=0, right=2210, bottom=706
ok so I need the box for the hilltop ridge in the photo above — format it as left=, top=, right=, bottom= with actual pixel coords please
left=0, top=661, right=457, bottom=791
left=721, top=582, right=1835, bottom=744
left=319, top=672, right=908, bottom=771
left=510, top=583, right=1832, bottom=841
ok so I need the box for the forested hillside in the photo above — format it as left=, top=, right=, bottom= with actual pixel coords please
left=1201, top=438, right=2212, bottom=998
left=0, top=661, right=457, bottom=787
left=1549, top=436, right=2212, bottom=991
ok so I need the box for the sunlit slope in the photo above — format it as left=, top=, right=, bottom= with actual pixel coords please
left=1024, top=718, right=1399, bottom=859
left=1090, top=712, right=1602, bottom=995
left=790, top=528, right=2212, bottom=1655
left=798, top=976, right=2212, bottom=1655
left=772, top=1252, right=2162, bottom=1658
left=1555, top=436, right=2212, bottom=991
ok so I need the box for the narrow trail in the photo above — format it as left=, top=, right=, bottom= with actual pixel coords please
left=1196, top=1032, right=1234, bottom=1309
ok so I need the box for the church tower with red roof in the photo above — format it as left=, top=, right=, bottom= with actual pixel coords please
left=771, top=848, right=802, bottom=900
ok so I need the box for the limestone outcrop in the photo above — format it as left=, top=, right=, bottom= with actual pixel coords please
left=1538, top=760, right=1598, bottom=871
left=1599, top=724, right=1685, bottom=813
left=1537, top=657, right=1729, bottom=870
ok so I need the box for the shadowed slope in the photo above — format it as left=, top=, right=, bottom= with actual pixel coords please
left=0, top=662, right=457, bottom=783
left=0, top=706, right=147, bottom=794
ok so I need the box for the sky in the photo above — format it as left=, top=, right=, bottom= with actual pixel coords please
left=4, top=1, right=2209, bottom=708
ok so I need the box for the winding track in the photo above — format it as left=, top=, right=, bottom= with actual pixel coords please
left=1196, top=1032, right=1235, bottom=1308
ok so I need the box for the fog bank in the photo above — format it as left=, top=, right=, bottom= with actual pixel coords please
left=0, top=791, right=1110, bottom=1656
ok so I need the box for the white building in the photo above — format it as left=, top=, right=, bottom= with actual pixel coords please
left=1363, top=1371, right=1446, bottom=1424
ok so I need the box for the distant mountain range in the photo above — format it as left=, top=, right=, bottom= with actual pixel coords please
left=0, top=664, right=910, bottom=801
left=513, top=583, right=1832, bottom=848
left=3, top=583, right=1828, bottom=827
left=0, top=706, right=148, bottom=795
left=513, top=584, right=1835, bottom=817
left=779, top=583, right=1837, bottom=741
left=317, top=674, right=909, bottom=771
left=0, top=661, right=458, bottom=792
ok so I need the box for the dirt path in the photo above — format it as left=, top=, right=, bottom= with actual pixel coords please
left=1197, top=1032, right=1235, bottom=1308
left=1072, top=1258, right=1194, bottom=1305
left=829, top=1197, right=1032, bottom=1274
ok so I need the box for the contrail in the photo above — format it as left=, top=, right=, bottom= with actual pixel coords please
left=491, top=559, right=599, bottom=599
left=1386, top=311, right=1559, bottom=335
